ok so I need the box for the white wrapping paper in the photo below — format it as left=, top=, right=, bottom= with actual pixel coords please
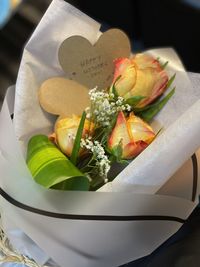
left=0, top=0, right=200, bottom=266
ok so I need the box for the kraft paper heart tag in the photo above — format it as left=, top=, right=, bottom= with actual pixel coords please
left=38, top=28, right=131, bottom=121
left=58, top=29, right=131, bottom=89
left=39, top=77, right=90, bottom=120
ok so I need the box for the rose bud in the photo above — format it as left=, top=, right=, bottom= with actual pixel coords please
left=113, top=54, right=168, bottom=107
left=50, top=115, right=93, bottom=157
left=108, top=111, right=155, bottom=159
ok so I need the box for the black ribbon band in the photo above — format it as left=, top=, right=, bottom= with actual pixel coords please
left=0, top=187, right=185, bottom=223
left=191, top=154, right=198, bottom=201
left=0, top=154, right=197, bottom=223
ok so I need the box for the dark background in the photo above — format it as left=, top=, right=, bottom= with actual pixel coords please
left=0, top=0, right=200, bottom=107
left=0, top=1, right=200, bottom=266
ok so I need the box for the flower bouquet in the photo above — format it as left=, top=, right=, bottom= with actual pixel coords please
left=27, top=53, right=173, bottom=191
left=0, top=0, right=200, bottom=266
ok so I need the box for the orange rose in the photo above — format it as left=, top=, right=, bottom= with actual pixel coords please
left=113, top=54, right=168, bottom=107
left=50, top=115, right=93, bottom=157
left=108, top=111, right=155, bottom=159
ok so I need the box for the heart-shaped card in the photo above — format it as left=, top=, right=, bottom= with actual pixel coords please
left=58, top=28, right=131, bottom=89
left=39, top=28, right=131, bottom=119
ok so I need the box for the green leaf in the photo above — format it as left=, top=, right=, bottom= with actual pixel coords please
left=111, top=75, right=121, bottom=98
left=109, top=140, right=129, bottom=164
left=52, top=177, right=89, bottom=191
left=27, top=135, right=89, bottom=191
left=70, top=111, right=86, bottom=165
left=111, top=142, right=123, bottom=162
left=125, top=95, right=146, bottom=107
left=119, top=159, right=129, bottom=164
left=112, top=83, right=118, bottom=98
left=166, top=73, right=176, bottom=89
left=161, top=61, right=168, bottom=69
left=155, top=127, right=163, bottom=138
left=136, top=87, right=175, bottom=122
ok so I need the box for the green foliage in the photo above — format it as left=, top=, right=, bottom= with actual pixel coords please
left=125, top=95, right=146, bottom=107
left=135, top=88, right=175, bottom=122
left=70, top=111, right=86, bottom=165
left=26, top=135, right=89, bottom=191
left=110, top=75, right=121, bottom=98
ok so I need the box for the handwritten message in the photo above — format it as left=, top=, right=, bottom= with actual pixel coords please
left=80, top=55, right=110, bottom=79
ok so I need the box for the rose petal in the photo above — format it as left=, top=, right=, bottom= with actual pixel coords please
left=54, top=116, right=93, bottom=157
left=108, top=111, right=131, bottom=149
left=139, top=70, right=168, bottom=107
left=133, top=54, right=161, bottom=70
left=123, top=68, right=156, bottom=99
left=113, top=58, right=137, bottom=97
left=108, top=112, right=155, bottom=160
left=113, top=54, right=169, bottom=107
left=122, top=140, right=148, bottom=159
left=127, top=113, right=155, bottom=144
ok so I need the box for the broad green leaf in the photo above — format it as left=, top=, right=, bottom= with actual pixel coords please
left=27, top=134, right=89, bottom=191
left=136, top=87, right=175, bottom=122
left=125, top=95, right=146, bottom=107
left=70, top=111, right=86, bottom=165
left=52, top=177, right=89, bottom=191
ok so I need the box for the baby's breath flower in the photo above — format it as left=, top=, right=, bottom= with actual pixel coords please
left=87, top=87, right=132, bottom=128
left=81, top=88, right=133, bottom=185
left=86, top=113, right=91, bottom=119
left=125, top=104, right=132, bottom=112
left=80, top=138, right=110, bottom=182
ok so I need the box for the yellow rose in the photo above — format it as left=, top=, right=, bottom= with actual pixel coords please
left=113, top=54, right=168, bottom=107
left=108, top=111, right=155, bottom=159
left=50, top=115, right=93, bottom=157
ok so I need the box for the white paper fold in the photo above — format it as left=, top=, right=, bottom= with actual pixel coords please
left=13, top=0, right=101, bottom=156
left=0, top=0, right=200, bottom=266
